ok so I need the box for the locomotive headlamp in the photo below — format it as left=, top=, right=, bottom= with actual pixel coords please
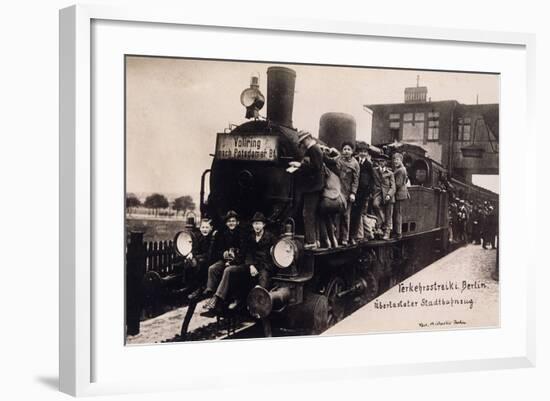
left=271, top=237, right=298, bottom=269
left=174, top=231, right=194, bottom=257
left=240, top=75, right=265, bottom=119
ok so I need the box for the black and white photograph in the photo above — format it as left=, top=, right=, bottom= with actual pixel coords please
left=124, top=56, right=500, bottom=344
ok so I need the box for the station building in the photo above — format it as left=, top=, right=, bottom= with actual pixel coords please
left=365, top=85, right=499, bottom=183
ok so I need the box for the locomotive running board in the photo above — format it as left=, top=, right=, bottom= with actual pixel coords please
left=307, top=227, right=446, bottom=256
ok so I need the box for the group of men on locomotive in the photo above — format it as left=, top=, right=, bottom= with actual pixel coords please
left=179, top=133, right=413, bottom=316
left=292, top=130, right=410, bottom=250
left=180, top=210, right=277, bottom=316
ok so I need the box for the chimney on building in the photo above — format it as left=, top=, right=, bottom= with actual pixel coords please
left=404, top=76, right=428, bottom=103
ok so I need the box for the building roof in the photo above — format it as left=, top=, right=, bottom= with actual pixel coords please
left=365, top=100, right=459, bottom=109
left=365, top=100, right=498, bottom=109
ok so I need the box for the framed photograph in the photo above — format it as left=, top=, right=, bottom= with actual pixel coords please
left=60, top=4, right=535, bottom=396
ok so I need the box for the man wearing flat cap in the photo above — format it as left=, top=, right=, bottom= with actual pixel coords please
left=392, top=152, right=410, bottom=239
left=372, top=155, right=396, bottom=240
left=288, top=131, right=325, bottom=249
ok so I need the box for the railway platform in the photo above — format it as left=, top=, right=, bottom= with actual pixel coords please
left=323, top=244, right=499, bottom=336
left=126, top=298, right=254, bottom=344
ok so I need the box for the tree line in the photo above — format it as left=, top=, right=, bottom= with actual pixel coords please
left=126, top=193, right=196, bottom=217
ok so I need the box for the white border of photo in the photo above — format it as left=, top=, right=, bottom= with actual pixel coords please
left=59, top=4, right=535, bottom=396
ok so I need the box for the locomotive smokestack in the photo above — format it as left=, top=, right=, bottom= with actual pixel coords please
left=267, top=66, right=296, bottom=128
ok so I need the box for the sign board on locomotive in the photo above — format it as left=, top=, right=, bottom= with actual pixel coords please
left=215, top=134, right=278, bottom=162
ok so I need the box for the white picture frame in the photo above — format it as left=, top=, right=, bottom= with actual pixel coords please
left=59, top=4, right=536, bottom=397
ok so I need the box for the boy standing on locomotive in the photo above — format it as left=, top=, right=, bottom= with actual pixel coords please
left=351, top=141, right=375, bottom=243
left=201, top=210, right=244, bottom=315
left=391, top=152, right=410, bottom=239
left=323, top=141, right=359, bottom=246
left=372, top=156, right=396, bottom=240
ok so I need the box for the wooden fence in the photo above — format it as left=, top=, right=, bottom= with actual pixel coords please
left=126, top=231, right=181, bottom=335
left=144, top=239, right=178, bottom=275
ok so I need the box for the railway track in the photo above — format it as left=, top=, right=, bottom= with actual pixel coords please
left=152, top=241, right=469, bottom=344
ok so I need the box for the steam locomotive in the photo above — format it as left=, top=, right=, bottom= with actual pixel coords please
left=174, top=66, right=491, bottom=335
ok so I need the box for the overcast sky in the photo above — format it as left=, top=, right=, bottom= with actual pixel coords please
left=126, top=56, right=499, bottom=198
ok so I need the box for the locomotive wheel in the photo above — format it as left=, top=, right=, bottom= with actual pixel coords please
left=325, top=276, right=346, bottom=327
left=309, top=294, right=329, bottom=334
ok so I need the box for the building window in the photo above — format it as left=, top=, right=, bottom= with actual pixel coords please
left=428, top=112, right=439, bottom=141
left=457, top=118, right=471, bottom=141
left=414, top=112, right=425, bottom=122
left=402, top=111, right=425, bottom=141
left=389, top=113, right=400, bottom=129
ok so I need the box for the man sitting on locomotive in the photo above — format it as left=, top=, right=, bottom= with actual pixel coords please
left=227, top=212, right=277, bottom=310
left=372, top=156, right=396, bottom=240
left=351, top=141, right=375, bottom=243
left=202, top=212, right=276, bottom=315
left=288, top=131, right=325, bottom=250
left=323, top=141, right=359, bottom=246
left=201, top=210, right=244, bottom=315
left=185, top=218, right=215, bottom=301
left=392, top=152, right=410, bottom=240
left=245, top=212, right=276, bottom=287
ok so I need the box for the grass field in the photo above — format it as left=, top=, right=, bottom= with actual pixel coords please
left=126, top=215, right=188, bottom=242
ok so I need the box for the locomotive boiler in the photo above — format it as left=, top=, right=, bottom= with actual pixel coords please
left=175, top=66, right=462, bottom=334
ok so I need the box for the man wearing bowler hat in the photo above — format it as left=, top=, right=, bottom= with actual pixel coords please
left=244, top=212, right=276, bottom=289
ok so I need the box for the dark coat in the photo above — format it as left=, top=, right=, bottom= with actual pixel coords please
left=355, top=156, right=375, bottom=199
left=297, top=144, right=325, bottom=193
left=210, top=226, right=244, bottom=264
left=244, top=230, right=276, bottom=273
left=193, top=231, right=214, bottom=266
left=393, top=165, right=410, bottom=201
left=485, top=209, right=498, bottom=233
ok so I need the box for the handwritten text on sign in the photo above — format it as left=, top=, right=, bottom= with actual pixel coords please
left=216, top=134, right=278, bottom=161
